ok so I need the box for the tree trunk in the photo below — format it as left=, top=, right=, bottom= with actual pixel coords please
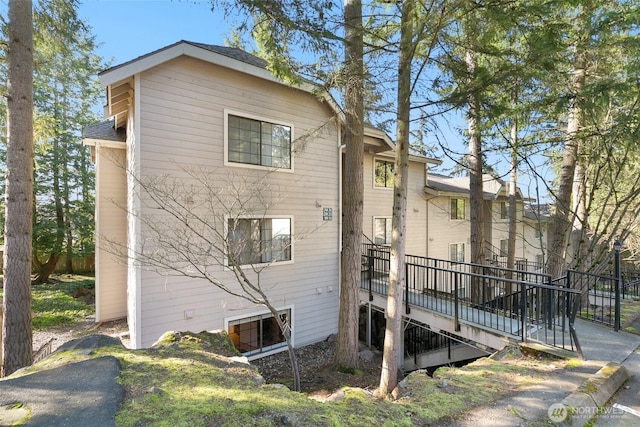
left=377, top=0, right=413, bottom=396
left=2, top=0, right=34, bottom=377
left=546, top=29, right=587, bottom=278
left=570, top=159, right=589, bottom=270
left=33, top=93, right=65, bottom=285
left=506, top=120, right=518, bottom=302
left=466, top=48, right=485, bottom=304
left=336, top=0, right=364, bottom=371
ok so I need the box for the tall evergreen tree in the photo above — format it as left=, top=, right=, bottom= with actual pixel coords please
left=2, top=0, right=34, bottom=377
left=336, top=0, right=365, bottom=371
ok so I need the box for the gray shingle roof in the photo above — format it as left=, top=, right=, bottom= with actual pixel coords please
left=426, top=173, right=513, bottom=199
left=183, top=41, right=268, bottom=69
left=99, top=40, right=268, bottom=77
left=82, top=120, right=126, bottom=143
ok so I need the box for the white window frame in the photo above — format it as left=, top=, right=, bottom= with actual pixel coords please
left=224, top=109, right=294, bottom=173
left=373, top=158, right=395, bottom=189
left=373, top=216, right=392, bottom=245
left=500, top=201, right=509, bottom=220
left=225, top=215, right=294, bottom=267
left=224, top=305, right=294, bottom=360
left=499, top=239, right=508, bottom=257
left=449, top=242, right=465, bottom=262
left=450, top=198, right=465, bottom=220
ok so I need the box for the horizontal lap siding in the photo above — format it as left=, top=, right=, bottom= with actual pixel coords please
left=362, top=153, right=428, bottom=256
left=136, top=56, right=339, bottom=348
left=428, top=196, right=470, bottom=261
left=96, top=147, right=128, bottom=321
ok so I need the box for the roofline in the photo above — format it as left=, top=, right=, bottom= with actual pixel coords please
left=99, top=40, right=344, bottom=121
left=363, top=126, right=441, bottom=165
left=82, top=138, right=127, bottom=149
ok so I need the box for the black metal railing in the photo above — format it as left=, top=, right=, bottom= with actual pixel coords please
left=361, top=243, right=582, bottom=353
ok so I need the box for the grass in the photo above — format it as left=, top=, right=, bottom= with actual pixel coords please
left=0, top=274, right=586, bottom=425
left=0, top=274, right=94, bottom=330
left=84, top=334, right=552, bottom=427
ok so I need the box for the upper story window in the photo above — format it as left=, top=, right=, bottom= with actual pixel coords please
left=500, top=201, right=509, bottom=219
left=374, top=217, right=392, bottom=245
left=450, top=198, right=465, bottom=220
left=374, top=159, right=394, bottom=188
left=227, top=217, right=292, bottom=266
left=227, top=113, right=291, bottom=169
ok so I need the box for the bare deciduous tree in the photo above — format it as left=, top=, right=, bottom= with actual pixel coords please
left=104, top=162, right=330, bottom=392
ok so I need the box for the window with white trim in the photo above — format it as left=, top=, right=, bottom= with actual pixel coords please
left=450, top=242, right=465, bottom=262
left=374, top=159, right=394, bottom=188
left=227, top=217, right=291, bottom=265
left=374, top=217, right=392, bottom=245
left=500, top=201, right=508, bottom=219
left=227, top=114, right=291, bottom=168
left=450, top=198, right=465, bottom=220
left=500, top=239, right=508, bottom=257
left=227, top=309, right=291, bottom=356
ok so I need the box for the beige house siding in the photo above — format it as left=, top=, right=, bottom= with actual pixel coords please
left=362, top=151, right=428, bottom=256
left=134, top=56, right=340, bottom=348
left=95, top=146, right=128, bottom=322
left=427, top=195, right=470, bottom=261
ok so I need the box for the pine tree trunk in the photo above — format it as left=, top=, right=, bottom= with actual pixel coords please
left=466, top=49, right=485, bottom=304
left=377, top=0, right=413, bottom=396
left=2, top=0, right=34, bottom=377
left=546, top=44, right=587, bottom=278
left=336, top=0, right=364, bottom=371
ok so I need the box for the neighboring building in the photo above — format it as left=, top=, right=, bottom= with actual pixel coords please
left=361, top=129, right=441, bottom=257
left=425, top=173, right=543, bottom=268
left=522, top=204, right=551, bottom=268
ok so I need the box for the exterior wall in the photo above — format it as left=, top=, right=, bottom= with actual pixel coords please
left=426, top=195, right=470, bottom=261
left=134, top=56, right=340, bottom=349
left=95, top=146, right=128, bottom=321
left=522, top=218, right=546, bottom=265
left=362, top=151, right=428, bottom=256
left=485, top=198, right=529, bottom=263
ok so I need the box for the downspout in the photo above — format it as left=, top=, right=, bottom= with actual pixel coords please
left=128, top=74, right=142, bottom=349
left=338, top=133, right=345, bottom=302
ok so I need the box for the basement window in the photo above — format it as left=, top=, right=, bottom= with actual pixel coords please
left=227, top=309, right=291, bottom=357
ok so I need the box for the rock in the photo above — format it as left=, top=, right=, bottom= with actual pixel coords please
left=229, top=356, right=250, bottom=365
left=359, top=349, right=375, bottom=362
left=148, top=386, right=163, bottom=394
left=54, top=334, right=123, bottom=355
left=326, top=387, right=371, bottom=403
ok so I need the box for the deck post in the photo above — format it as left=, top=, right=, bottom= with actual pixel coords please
left=520, top=281, right=527, bottom=342
left=405, top=263, right=411, bottom=315
left=368, top=250, right=373, bottom=302
left=454, top=272, right=460, bottom=331
left=614, top=240, right=622, bottom=332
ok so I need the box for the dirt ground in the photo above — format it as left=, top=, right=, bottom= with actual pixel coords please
left=251, top=340, right=384, bottom=399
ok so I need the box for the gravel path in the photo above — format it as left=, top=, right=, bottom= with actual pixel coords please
left=33, top=316, right=130, bottom=357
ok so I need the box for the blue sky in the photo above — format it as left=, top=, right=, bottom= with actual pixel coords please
left=78, top=0, right=235, bottom=67
left=77, top=0, right=552, bottom=199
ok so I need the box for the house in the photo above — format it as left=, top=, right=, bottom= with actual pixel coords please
left=83, top=40, right=442, bottom=356
left=83, top=40, right=357, bottom=354
left=361, top=129, right=441, bottom=256
left=424, top=173, right=542, bottom=268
